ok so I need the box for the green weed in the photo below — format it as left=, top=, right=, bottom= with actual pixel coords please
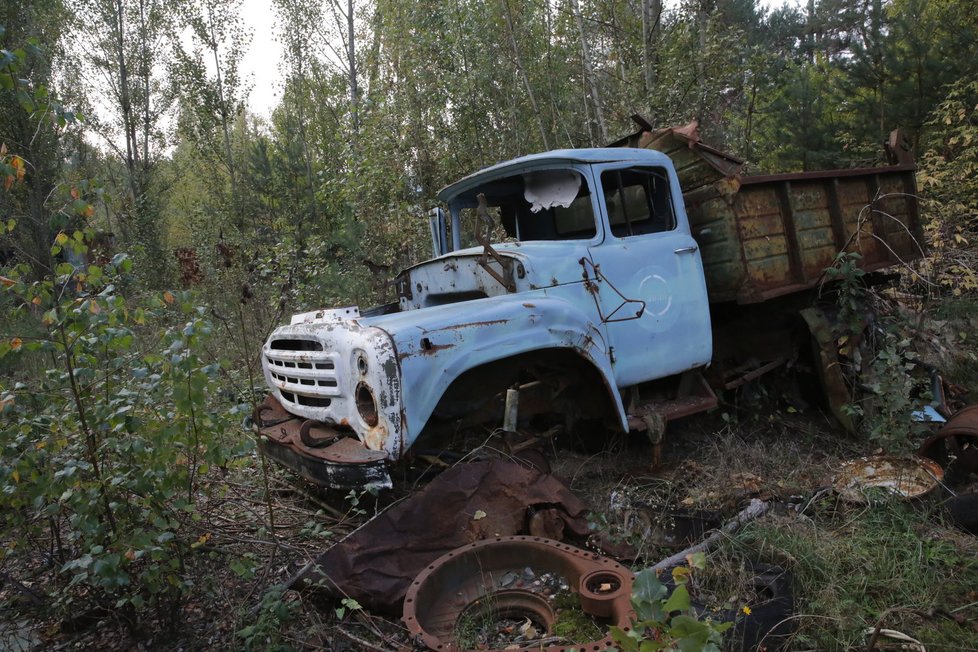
left=721, top=498, right=978, bottom=650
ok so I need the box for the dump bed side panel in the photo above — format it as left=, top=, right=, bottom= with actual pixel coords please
left=615, top=122, right=923, bottom=304
left=728, top=167, right=922, bottom=303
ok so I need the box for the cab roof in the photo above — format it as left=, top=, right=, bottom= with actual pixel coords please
left=436, top=147, right=672, bottom=203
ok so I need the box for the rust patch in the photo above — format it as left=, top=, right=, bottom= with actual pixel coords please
left=364, top=421, right=388, bottom=451
left=398, top=342, right=455, bottom=360
left=429, top=318, right=510, bottom=332
left=418, top=343, right=452, bottom=355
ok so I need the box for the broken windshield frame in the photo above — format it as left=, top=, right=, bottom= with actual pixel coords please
left=445, top=167, right=599, bottom=250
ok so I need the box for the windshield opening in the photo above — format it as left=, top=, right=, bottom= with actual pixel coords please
left=450, top=169, right=596, bottom=248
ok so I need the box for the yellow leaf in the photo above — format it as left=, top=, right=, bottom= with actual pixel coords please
left=10, top=337, right=22, bottom=351
left=191, top=533, right=212, bottom=549
left=11, top=156, right=24, bottom=181
left=125, top=549, right=136, bottom=561
left=0, top=276, right=15, bottom=287
left=89, top=301, right=100, bottom=314
left=163, top=290, right=175, bottom=305
left=671, top=566, right=690, bottom=584
left=31, top=296, right=41, bottom=305
left=473, top=510, right=487, bottom=521
left=11, top=469, right=19, bottom=483
left=54, top=232, right=68, bottom=246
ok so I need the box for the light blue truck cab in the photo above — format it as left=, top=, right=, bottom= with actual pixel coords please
left=257, top=148, right=714, bottom=489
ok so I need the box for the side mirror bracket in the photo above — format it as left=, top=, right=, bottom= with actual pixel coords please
left=428, top=207, right=448, bottom=257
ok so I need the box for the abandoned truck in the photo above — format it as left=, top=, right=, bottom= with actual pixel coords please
left=255, top=120, right=923, bottom=489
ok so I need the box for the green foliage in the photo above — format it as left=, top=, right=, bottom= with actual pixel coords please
left=857, top=330, right=930, bottom=453
left=0, top=235, right=246, bottom=626
left=727, top=500, right=978, bottom=650
left=918, top=79, right=978, bottom=296
left=235, top=583, right=299, bottom=652
left=824, top=251, right=867, bottom=334
left=825, top=252, right=929, bottom=452
left=610, top=554, right=732, bottom=652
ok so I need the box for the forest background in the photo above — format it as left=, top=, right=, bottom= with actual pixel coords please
left=2, top=0, right=978, bottom=649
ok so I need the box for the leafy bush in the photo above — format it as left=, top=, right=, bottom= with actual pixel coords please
left=0, top=233, right=248, bottom=628
left=824, top=252, right=930, bottom=452
left=918, top=79, right=978, bottom=296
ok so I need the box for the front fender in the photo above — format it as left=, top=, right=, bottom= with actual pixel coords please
left=374, top=294, right=628, bottom=450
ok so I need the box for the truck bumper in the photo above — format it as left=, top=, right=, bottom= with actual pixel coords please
left=257, top=395, right=392, bottom=491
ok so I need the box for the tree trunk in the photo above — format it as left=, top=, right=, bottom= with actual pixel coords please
left=347, top=0, right=359, bottom=136
left=503, top=0, right=550, bottom=150
left=641, top=0, right=661, bottom=100
left=207, top=1, right=243, bottom=228
left=569, top=0, right=607, bottom=144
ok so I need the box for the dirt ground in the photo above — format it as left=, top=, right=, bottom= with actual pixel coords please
left=5, top=394, right=976, bottom=651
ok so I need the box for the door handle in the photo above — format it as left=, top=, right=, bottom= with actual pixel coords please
left=674, top=246, right=698, bottom=254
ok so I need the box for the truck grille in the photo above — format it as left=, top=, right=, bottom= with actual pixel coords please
left=265, top=338, right=341, bottom=409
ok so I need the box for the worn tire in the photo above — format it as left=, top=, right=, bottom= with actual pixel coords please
left=947, top=492, right=978, bottom=536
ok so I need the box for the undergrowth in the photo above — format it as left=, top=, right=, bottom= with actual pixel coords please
left=715, top=498, right=978, bottom=650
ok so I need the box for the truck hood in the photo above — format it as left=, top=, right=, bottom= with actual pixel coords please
left=395, top=240, right=591, bottom=311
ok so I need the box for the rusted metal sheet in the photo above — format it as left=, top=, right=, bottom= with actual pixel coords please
left=833, top=455, right=944, bottom=503
left=402, top=536, right=634, bottom=652
left=800, top=306, right=856, bottom=433
left=614, top=117, right=924, bottom=304
left=290, top=459, right=590, bottom=615
left=713, top=162, right=921, bottom=304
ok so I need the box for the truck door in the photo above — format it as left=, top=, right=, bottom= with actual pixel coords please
left=585, top=164, right=712, bottom=388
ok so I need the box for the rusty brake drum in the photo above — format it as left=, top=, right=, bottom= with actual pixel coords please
left=402, top=535, right=634, bottom=652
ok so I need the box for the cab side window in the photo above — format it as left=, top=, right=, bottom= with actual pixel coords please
left=601, top=167, right=676, bottom=237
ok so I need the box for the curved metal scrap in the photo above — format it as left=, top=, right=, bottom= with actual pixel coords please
left=403, top=536, right=634, bottom=652
left=918, top=404, right=978, bottom=476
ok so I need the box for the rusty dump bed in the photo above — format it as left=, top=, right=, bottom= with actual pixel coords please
left=614, top=117, right=924, bottom=304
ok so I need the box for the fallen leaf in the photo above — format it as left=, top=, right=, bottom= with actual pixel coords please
left=163, top=290, right=174, bottom=304
left=473, top=510, right=487, bottom=521
left=191, top=533, right=212, bottom=549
